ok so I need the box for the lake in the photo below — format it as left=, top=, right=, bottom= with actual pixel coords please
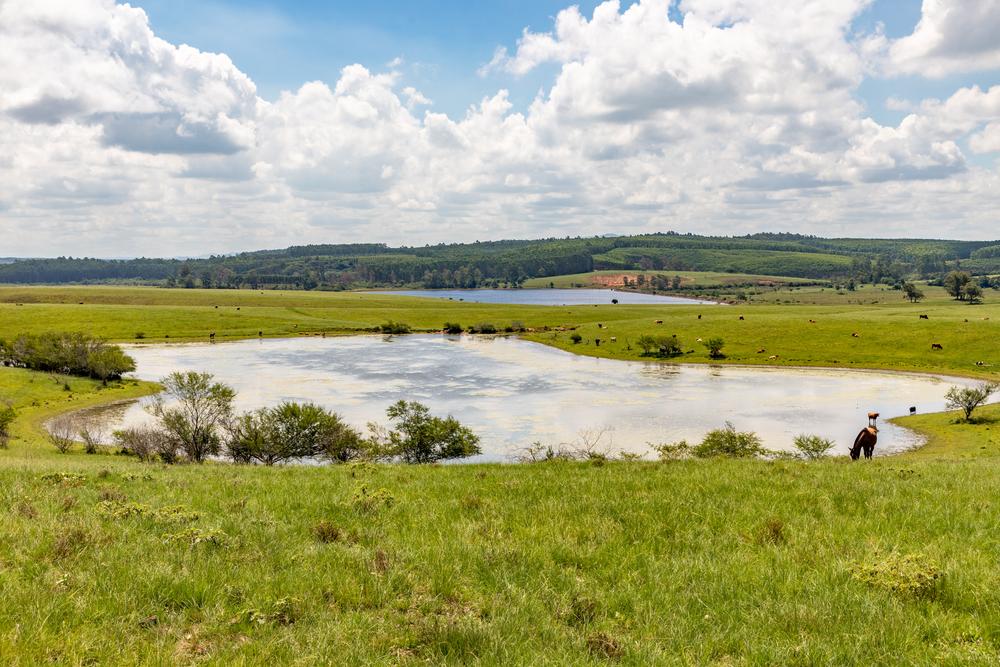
left=69, top=335, right=975, bottom=462
left=370, top=288, right=717, bottom=305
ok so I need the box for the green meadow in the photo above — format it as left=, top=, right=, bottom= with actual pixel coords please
left=2, top=283, right=1000, bottom=664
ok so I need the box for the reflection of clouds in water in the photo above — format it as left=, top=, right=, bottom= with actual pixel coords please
left=112, top=336, right=979, bottom=462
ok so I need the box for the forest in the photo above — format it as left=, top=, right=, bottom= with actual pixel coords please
left=2, top=232, right=998, bottom=290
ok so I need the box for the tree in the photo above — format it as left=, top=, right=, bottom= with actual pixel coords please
left=372, top=400, right=480, bottom=463
left=226, top=402, right=364, bottom=465
left=943, top=271, right=972, bottom=300
left=0, top=403, right=16, bottom=448
left=704, top=337, right=725, bottom=359
left=150, top=372, right=236, bottom=462
left=945, top=383, right=997, bottom=422
left=962, top=283, right=983, bottom=304
left=901, top=282, right=924, bottom=303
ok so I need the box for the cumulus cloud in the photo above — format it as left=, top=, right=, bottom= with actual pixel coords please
left=889, top=0, right=1000, bottom=77
left=1, top=0, right=1000, bottom=256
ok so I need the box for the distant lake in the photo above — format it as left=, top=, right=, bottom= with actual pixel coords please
left=370, top=288, right=717, bottom=306
left=62, top=336, right=976, bottom=462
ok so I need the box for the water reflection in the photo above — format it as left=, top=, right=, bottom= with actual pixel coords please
left=72, top=335, right=977, bottom=462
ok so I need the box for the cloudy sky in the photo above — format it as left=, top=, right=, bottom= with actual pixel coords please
left=2, top=0, right=1000, bottom=257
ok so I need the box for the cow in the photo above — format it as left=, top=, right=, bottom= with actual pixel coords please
left=655, top=320, right=663, bottom=324
left=931, top=343, right=944, bottom=350
left=739, top=315, right=745, bottom=321
left=919, top=314, right=929, bottom=320
left=852, top=332, right=860, bottom=338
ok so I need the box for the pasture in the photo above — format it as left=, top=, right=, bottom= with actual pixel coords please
left=2, top=284, right=1000, bottom=663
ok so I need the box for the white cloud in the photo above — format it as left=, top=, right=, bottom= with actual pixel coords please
left=1, top=0, right=1000, bottom=257
left=889, top=0, right=1000, bottom=77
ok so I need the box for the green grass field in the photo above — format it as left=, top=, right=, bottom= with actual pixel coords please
left=3, top=285, right=1000, bottom=663
left=3, top=284, right=997, bottom=379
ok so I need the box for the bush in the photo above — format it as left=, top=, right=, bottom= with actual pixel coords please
left=469, top=322, right=498, bottom=334
left=443, top=322, right=463, bottom=334
left=48, top=419, right=75, bottom=454
left=369, top=400, right=481, bottom=463
left=78, top=424, right=104, bottom=454
left=570, top=333, right=583, bottom=344
left=225, top=402, right=364, bottom=465
left=945, top=382, right=997, bottom=421
left=0, top=332, right=135, bottom=380
left=0, top=403, right=15, bottom=448
left=112, top=426, right=180, bottom=463
left=636, top=334, right=683, bottom=358
left=703, top=337, right=725, bottom=359
left=652, top=440, right=692, bottom=460
left=378, top=321, right=411, bottom=334
left=693, top=422, right=767, bottom=458
left=793, top=434, right=835, bottom=460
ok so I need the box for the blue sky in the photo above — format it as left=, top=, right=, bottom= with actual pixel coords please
left=132, top=0, right=995, bottom=123
left=3, top=0, right=1000, bottom=255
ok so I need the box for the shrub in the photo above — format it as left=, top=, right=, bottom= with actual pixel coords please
left=652, top=440, right=692, bottom=460
left=443, top=322, right=463, bottom=334
left=78, top=424, right=104, bottom=454
left=945, top=382, right=997, bottom=421
left=350, top=486, right=396, bottom=514
left=570, top=333, right=583, bottom=344
left=112, top=426, right=178, bottom=463
left=793, top=434, right=835, bottom=460
left=703, top=337, right=725, bottom=359
left=470, top=322, right=498, bottom=334
left=0, top=332, right=135, bottom=380
left=636, top=334, right=683, bottom=358
left=239, top=597, right=300, bottom=626
left=0, top=402, right=15, bottom=448
left=369, top=400, right=481, bottom=463
left=165, top=527, right=230, bottom=547
left=225, top=402, right=364, bottom=465
left=693, top=422, right=767, bottom=458
left=312, top=520, right=342, bottom=543
left=854, top=551, right=942, bottom=597
left=378, top=321, right=411, bottom=334
left=48, top=419, right=75, bottom=454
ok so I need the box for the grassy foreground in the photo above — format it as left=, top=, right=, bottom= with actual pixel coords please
left=1, top=386, right=1000, bottom=664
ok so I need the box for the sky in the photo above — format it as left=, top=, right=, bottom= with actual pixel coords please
left=1, top=0, right=1000, bottom=257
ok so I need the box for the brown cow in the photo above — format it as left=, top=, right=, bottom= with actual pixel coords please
left=931, top=343, right=943, bottom=350
left=850, top=426, right=878, bottom=460
left=851, top=413, right=879, bottom=460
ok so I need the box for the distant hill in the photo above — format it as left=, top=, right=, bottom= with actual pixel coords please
left=1, top=233, right=997, bottom=289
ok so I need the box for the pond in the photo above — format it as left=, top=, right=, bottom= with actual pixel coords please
left=70, top=336, right=975, bottom=462
left=370, top=288, right=717, bottom=305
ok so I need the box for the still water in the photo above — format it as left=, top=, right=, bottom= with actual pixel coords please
left=73, top=335, right=975, bottom=461
left=371, top=288, right=716, bottom=306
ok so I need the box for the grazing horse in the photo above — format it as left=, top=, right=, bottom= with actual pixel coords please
left=850, top=413, right=879, bottom=460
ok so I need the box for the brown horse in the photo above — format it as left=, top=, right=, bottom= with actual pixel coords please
left=850, top=412, right=879, bottom=460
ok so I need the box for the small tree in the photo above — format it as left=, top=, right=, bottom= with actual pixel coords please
left=227, top=402, right=364, bottom=465
left=150, top=372, right=236, bottom=463
left=943, top=271, right=972, bottom=300
left=693, top=422, right=767, bottom=458
left=48, top=419, right=75, bottom=454
left=793, top=434, right=835, bottom=460
left=0, top=403, right=16, bottom=448
left=962, top=283, right=983, bottom=304
left=945, top=383, right=997, bottom=422
left=704, top=337, right=725, bottom=359
left=901, top=282, right=924, bottom=303
left=371, top=400, right=480, bottom=463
